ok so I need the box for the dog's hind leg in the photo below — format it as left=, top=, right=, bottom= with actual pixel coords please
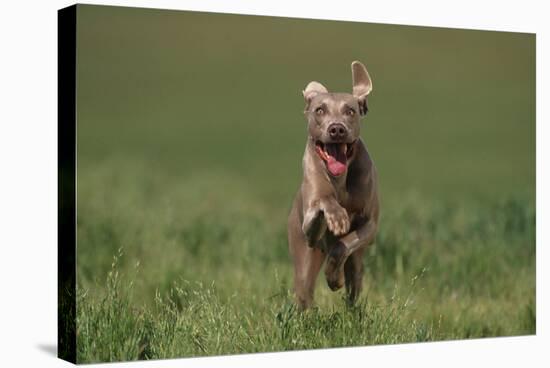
left=293, top=245, right=325, bottom=310
left=288, top=209, right=325, bottom=309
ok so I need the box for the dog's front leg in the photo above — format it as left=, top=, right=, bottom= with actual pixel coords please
left=319, top=197, right=350, bottom=236
left=339, top=219, right=377, bottom=254
left=302, top=204, right=327, bottom=247
left=302, top=196, right=350, bottom=248
left=324, top=219, right=377, bottom=291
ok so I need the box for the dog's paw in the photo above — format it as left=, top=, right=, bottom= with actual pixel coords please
left=326, top=271, right=345, bottom=291
left=324, top=205, right=350, bottom=236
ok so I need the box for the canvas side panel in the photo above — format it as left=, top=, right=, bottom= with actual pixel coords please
left=58, top=4, right=77, bottom=364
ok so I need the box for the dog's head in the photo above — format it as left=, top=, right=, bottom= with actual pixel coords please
left=303, top=61, right=372, bottom=177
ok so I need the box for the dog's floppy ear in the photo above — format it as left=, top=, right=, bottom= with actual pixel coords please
left=351, top=61, right=372, bottom=116
left=303, top=81, right=328, bottom=111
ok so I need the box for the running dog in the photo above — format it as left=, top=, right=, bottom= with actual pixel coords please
left=287, top=61, right=379, bottom=309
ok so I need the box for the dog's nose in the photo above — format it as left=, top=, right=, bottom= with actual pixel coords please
left=328, top=123, right=347, bottom=140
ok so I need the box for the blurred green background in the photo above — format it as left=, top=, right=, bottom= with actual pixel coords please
left=74, top=4, right=535, bottom=363
left=76, top=5, right=535, bottom=204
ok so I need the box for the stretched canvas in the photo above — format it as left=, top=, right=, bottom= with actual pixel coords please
left=58, top=4, right=536, bottom=364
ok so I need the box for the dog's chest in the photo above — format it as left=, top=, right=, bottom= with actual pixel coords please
left=332, top=175, right=367, bottom=218
left=332, top=185, right=359, bottom=217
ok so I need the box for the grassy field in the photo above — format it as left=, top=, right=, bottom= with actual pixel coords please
left=74, top=5, right=535, bottom=364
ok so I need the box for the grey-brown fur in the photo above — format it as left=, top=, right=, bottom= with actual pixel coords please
left=287, top=61, right=379, bottom=309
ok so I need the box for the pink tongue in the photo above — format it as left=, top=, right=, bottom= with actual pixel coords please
left=327, top=157, right=347, bottom=176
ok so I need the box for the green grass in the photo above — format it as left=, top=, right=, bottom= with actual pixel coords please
left=73, top=4, right=535, bottom=364
left=75, top=163, right=535, bottom=363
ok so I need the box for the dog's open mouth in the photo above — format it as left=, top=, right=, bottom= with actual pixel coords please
left=315, top=141, right=355, bottom=177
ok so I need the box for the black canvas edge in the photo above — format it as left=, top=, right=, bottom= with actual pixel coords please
left=58, top=4, right=77, bottom=364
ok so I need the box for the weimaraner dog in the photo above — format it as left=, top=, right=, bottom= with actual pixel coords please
left=287, top=61, right=379, bottom=309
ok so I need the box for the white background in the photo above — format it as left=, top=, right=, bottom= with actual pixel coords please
left=0, top=0, right=547, bottom=366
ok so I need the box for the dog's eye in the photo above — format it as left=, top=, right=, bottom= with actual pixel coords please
left=315, top=107, right=325, bottom=115
left=345, top=109, right=355, bottom=116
